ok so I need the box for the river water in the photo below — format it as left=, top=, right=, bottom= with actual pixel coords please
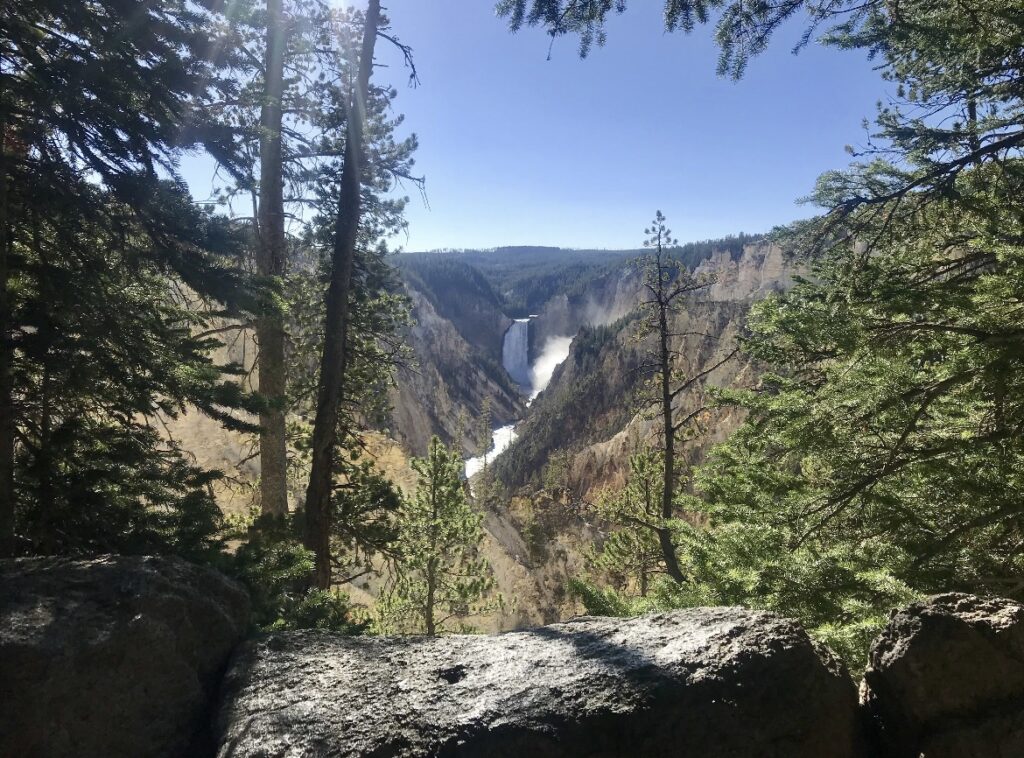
left=464, top=424, right=518, bottom=478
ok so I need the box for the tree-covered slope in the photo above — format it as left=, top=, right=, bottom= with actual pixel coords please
left=490, top=242, right=790, bottom=497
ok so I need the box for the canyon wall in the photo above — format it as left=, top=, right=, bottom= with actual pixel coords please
left=159, top=242, right=794, bottom=631
left=494, top=242, right=794, bottom=498
left=387, top=288, right=524, bottom=457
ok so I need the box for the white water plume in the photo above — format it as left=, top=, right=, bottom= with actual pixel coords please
left=530, top=335, right=573, bottom=400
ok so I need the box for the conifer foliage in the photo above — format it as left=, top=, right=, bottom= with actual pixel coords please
left=681, top=0, right=1024, bottom=660
left=0, top=0, right=260, bottom=557
left=377, top=437, right=498, bottom=635
left=1, top=0, right=417, bottom=633
left=590, top=450, right=666, bottom=598
left=514, top=0, right=1024, bottom=663
left=636, top=212, right=736, bottom=583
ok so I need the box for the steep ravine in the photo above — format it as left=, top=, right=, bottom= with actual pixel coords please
left=440, top=244, right=795, bottom=628
left=165, top=242, right=793, bottom=631
left=387, top=288, right=524, bottom=457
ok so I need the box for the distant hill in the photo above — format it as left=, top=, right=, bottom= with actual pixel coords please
left=397, top=234, right=761, bottom=317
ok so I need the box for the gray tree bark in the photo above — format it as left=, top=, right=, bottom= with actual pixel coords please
left=256, top=0, right=289, bottom=518
left=0, top=100, right=14, bottom=557
left=655, top=268, right=686, bottom=584
left=302, top=0, right=381, bottom=589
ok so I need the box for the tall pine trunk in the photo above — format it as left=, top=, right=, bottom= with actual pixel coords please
left=425, top=446, right=439, bottom=635
left=302, top=0, right=381, bottom=589
left=0, top=101, right=13, bottom=557
left=657, top=298, right=685, bottom=584
left=256, top=0, right=289, bottom=518
left=424, top=565, right=436, bottom=635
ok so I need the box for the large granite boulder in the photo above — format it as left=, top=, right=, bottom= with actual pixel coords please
left=217, top=608, right=862, bottom=757
left=0, top=555, right=250, bottom=758
left=861, top=592, right=1024, bottom=757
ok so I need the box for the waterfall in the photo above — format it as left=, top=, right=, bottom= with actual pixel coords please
left=465, top=318, right=574, bottom=479
left=502, top=319, right=531, bottom=388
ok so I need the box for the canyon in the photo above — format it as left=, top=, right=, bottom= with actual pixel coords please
left=379, top=239, right=794, bottom=628
left=165, top=236, right=791, bottom=630
left=393, top=239, right=792, bottom=496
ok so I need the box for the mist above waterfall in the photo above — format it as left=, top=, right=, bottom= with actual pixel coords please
left=582, top=296, right=630, bottom=330
left=530, top=336, right=573, bottom=399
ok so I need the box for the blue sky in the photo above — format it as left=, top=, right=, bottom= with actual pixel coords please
left=181, top=1, right=890, bottom=251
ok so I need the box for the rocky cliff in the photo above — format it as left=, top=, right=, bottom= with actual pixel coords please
left=494, top=241, right=794, bottom=498
left=0, top=556, right=249, bottom=758
left=217, top=608, right=861, bottom=758
left=387, top=287, right=523, bottom=457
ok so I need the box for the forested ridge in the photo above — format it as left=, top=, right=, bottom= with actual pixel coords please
left=2, top=0, right=1023, bottom=677
left=399, top=236, right=758, bottom=317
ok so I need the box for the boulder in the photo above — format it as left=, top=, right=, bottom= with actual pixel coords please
left=861, top=592, right=1024, bottom=757
left=216, top=608, right=862, bottom=757
left=0, top=554, right=250, bottom=758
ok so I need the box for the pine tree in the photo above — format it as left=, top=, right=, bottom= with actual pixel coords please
left=254, top=0, right=290, bottom=518
left=0, top=0, right=260, bottom=556
left=636, top=212, right=736, bottom=583
left=497, top=0, right=882, bottom=77
left=378, top=437, right=498, bottom=635
left=303, top=0, right=383, bottom=589
left=509, top=0, right=1024, bottom=664
left=685, top=160, right=1024, bottom=661
left=454, top=408, right=469, bottom=454
left=683, top=0, right=1024, bottom=661
left=478, top=395, right=493, bottom=469
left=205, top=0, right=340, bottom=520
left=201, top=1, right=416, bottom=585
left=591, top=450, right=667, bottom=597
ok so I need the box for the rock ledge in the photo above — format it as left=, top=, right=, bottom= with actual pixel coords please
left=0, top=554, right=250, bottom=758
left=217, top=607, right=861, bottom=758
left=862, top=592, right=1024, bottom=757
